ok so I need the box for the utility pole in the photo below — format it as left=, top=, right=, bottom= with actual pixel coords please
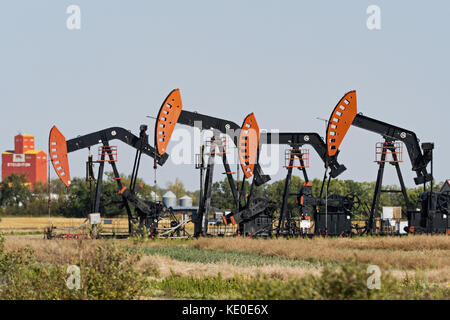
left=47, top=159, right=50, bottom=218
left=316, top=117, right=329, bottom=133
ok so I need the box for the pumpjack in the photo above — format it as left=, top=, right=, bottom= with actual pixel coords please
left=256, top=113, right=349, bottom=237
left=238, top=94, right=363, bottom=237
left=159, top=90, right=274, bottom=237
left=49, top=91, right=182, bottom=237
left=161, top=89, right=361, bottom=237
left=48, top=87, right=447, bottom=238
left=326, top=90, right=448, bottom=234
left=178, top=109, right=324, bottom=237
left=179, top=110, right=278, bottom=237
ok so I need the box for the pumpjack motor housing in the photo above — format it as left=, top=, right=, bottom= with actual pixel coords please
left=408, top=191, right=449, bottom=234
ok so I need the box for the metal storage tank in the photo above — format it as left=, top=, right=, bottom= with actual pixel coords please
left=162, top=191, right=176, bottom=207
left=179, top=195, right=192, bottom=207
left=150, top=191, right=159, bottom=202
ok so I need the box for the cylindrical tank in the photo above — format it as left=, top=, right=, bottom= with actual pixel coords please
left=162, top=191, right=176, bottom=208
left=179, top=195, right=192, bottom=207
left=150, top=191, right=159, bottom=202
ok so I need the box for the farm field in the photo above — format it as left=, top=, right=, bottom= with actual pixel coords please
left=0, top=217, right=91, bottom=233
left=0, top=217, right=376, bottom=236
left=1, top=222, right=449, bottom=300
left=0, top=216, right=218, bottom=237
left=0, top=217, right=130, bottom=235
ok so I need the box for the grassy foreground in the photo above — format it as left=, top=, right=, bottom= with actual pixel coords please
left=1, top=235, right=449, bottom=300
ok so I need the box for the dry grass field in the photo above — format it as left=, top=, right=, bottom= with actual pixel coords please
left=0, top=216, right=129, bottom=234
left=3, top=233, right=449, bottom=286
left=1, top=217, right=449, bottom=299
left=186, top=236, right=450, bottom=284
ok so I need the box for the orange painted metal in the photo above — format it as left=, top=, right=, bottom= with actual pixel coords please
left=284, top=149, right=309, bottom=169
left=375, top=142, right=403, bottom=163
left=238, top=113, right=260, bottom=179
left=155, top=89, right=183, bottom=155
left=207, top=136, right=228, bottom=155
left=230, top=216, right=236, bottom=225
left=49, top=126, right=71, bottom=187
left=98, top=146, right=118, bottom=162
left=326, top=90, right=357, bottom=157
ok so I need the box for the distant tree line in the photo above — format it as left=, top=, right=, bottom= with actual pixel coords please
left=0, top=173, right=443, bottom=218
left=0, top=174, right=198, bottom=218
left=210, top=176, right=443, bottom=219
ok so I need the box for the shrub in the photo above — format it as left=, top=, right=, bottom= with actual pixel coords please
left=240, top=259, right=449, bottom=300
left=79, top=242, right=147, bottom=299
left=0, top=237, right=147, bottom=300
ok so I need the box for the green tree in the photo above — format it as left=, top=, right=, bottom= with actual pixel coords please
left=61, top=178, right=91, bottom=217
left=167, top=178, right=186, bottom=200
left=211, top=179, right=237, bottom=210
left=0, top=174, right=32, bottom=208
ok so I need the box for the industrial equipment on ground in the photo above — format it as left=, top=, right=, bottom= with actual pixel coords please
left=46, top=88, right=448, bottom=239
left=326, top=90, right=448, bottom=235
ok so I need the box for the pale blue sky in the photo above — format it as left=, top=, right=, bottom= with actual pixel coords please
left=0, top=1, right=449, bottom=191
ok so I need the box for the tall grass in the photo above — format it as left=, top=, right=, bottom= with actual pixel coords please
left=148, top=273, right=245, bottom=299
left=240, top=259, right=449, bottom=300
left=145, top=260, right=449, bottom=300
left=0, top=235, right=147, bottom=299
left=135, top=246, right=324, bottom=268
left=187, top=236, right=450, bottom=270
left=1, top=234, right=448, bottom=300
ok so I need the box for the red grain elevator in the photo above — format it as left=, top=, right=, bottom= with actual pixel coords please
left=2, top=134, right=47, bottom=187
